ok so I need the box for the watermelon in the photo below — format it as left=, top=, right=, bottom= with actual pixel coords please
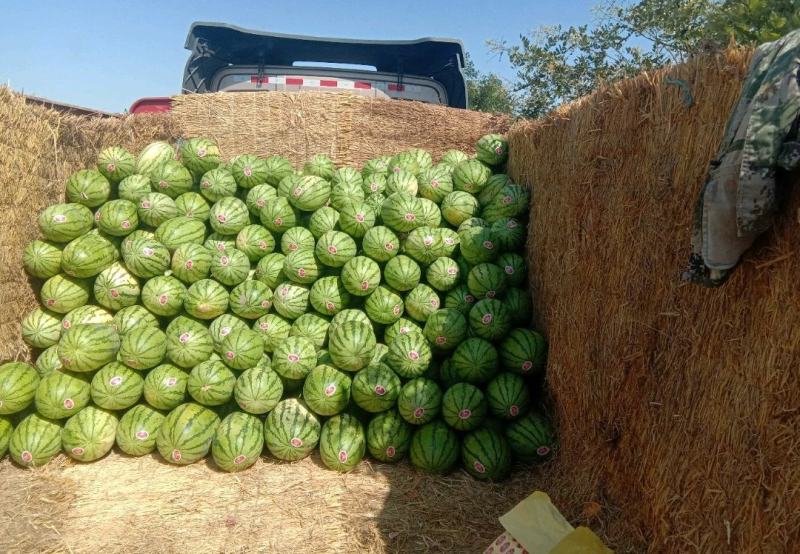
left=38, top=203, right=94, bottom=243
left=143, top=364, right=189, bottom=410
left=121, top=238, right=171, bottom=278
left=35, top=346, right=63, bottom=376
left=156, top=402, right=220, bottom=465
left=113, top=305, right=159, bottom=335
left=264, top=155, right=296, bottom=186
left=229, top=280, right=273, bottom=319
left=252, top=314, right=292, bottom=353
left=138, top=192, right=178, bottom=227
left=282, top=249, right=320, bottom=285
left=505, top=412, right=555, bottom=462
left=205, top=232, right=237, bottom=253
left=149, top=160, right=193, bottom=198
left=34, top=370, right=91, bottom=419
left=423, top=308, right=467, bottom=352
left=218, top=328, right=265, bottom=370
left=497, top=252, right=527, bottom=288
left=171, top=243, right=212, bottom=284
left=61, top=305, right=113, bottom=329
left=264, top=398, right=320, bottom=461
left=0, top=416, right=12, bottom=458
left=180, top=137, right=221, bottom=177
left=9, top=413, right=62, bottom=467
left=385, top=332, right=431, bottom=378
left=467, top=263, right=508, bottom=300
left=381, top=192, right=420, bottom=232
left=234, top=366, right=283, bottom=414
left=452, top=159, right=491, bottom=194
left=188, top=360, right=237, bottom=406
left=184, top=278, right=230, bottom=320
left=21, top=307, right=61, bottom=348
left=118, top=326, right=167, bottom=370
left=476, top=134, right=509, bottom=166
left=254, top=253, right=286, bottom=289
left=480, top=174, right=512, bottom=206
left=383, top=255, right=421, bottom=292
left=328, top=320, right=376, bottom=372
left=459, top=226, right=498, bottom=265
left=437, top=228, right=460, bottom=257
left=330, top=181, right=365, bottom=212
left=386, top=170, right=418, bottom=196
left=284, top=227, right=317, bottom=254
left=451, top=338, right=498, bottom=384
left=309, top=276, right=351, bottom=316
left=362, top=156, right=391, bottom=178
left=23, top=240, right=63, bottom=279
left=209, top=197, right=250, bottom=235
left=403, top=227, right=442, bottom=265
left=273, top=282, right=310, bottom=320
left=362, top=226, right=400, bottom=263
left=404, top=284, right=440, bottom=322
left=341, top=256, right=381, bottom=297
left=505, top=288, right=533, bottom=326
left=118, top=174, right=153, bottom=203
left=469, top=298, right=512, bottom=341
left=418, top=166, right=453, bottom=203
left=97, top=146, right=136, bottom=182
left=199, top=167, right=238, bottom=202
left=165, top=316, right=214, bottom=368
left=286, top=175, right=331, bottom=211
left=365, top=193, right=386, bottom=216
left=352, top=364, right=401, bottom=413
left=366, top=410, right=412, bottom=462
left=40, top=273, right=91, bottom=314
left=416, top=198, right=442, bottom=227
left=58, top=324, right=120, bottom=373
left=388, top=152, right=420, bottom=175
left=303, top=364, right=352, bottom=416
left=116, top=404, right=165, bottom=456
left=481, top=184, right=530, bottom=223
left=91, top=362, right=143, bottom=410
left=486, top=373, right=530, bottom=420
left=442, top=383, right=487, bottom=431
left=94, top=262, right=140, bottom=310
left=61, top=232, right=119, bottom=278
left=362, top=173, right=387, bottom=195
left=271, top=336, right=317, bottom=379
left=321, top=414, right=367, bottom=474
left=209, top=315, right=249, bottom=351
left=332, top=166, right=364, bottom=189
left=338, top=202, right=375, bottom=238
left=290, top=313, right=330, bottom=349
left=212, top=412, right=264, bottom=472
left=136, top=141, right=175, bottom=176
left=62, top=405, right=118, bottom=462
left=308, top=206, right=340, bottom=238
left=210, top=248, right=250, bottom=286
left=175, top=192, right=211, bottom=221
left=364, top=286, right=404, bottom=325
left=95, top=199, right=139, bottom=237
left=245, top=184, right=278, bottom=215
left=66, top=169, right=111, bottom=207
left=0, top=362, right=39, bottom=415
left=409, top=421, right=459, bottom=473
left=425, top=257, right=461, bottom=292
left=407, top=148, right=433, bottom=171
left=230, top=154, right=269, bottom=189
left=315, top=231, right=356, bottom=268
left=236, top=225, right=275, bottom=262
left=492, top=217, right=526, bottom=253
left=384, top=318, right=422, bottom=346
left=441, top=191, right=479, bottom=227
left=260, top=197, right=298, bottom=233
left=303, top=154, right=335, bottom=180
left=440, top=149, right=470, bottom=168
left=277, top=173, right=303, bottom=199
left=397, top=378, right=442, bottom=425
left=500, top=329, right=547, bottom=375
left=458, top=217, right=489, bottom=232
left=141, top=275, right=187, bottom=317
left=461, top=428, right=512, bottom=480
left=330, top=309, right=372, bottom=331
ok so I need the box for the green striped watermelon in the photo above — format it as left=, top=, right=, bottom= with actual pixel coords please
left=437, top=228, right=460, bottom=256
left=308, top=206, right=340, bottom=238
left=184, top=279, right=229, bottom=320
left=407, top=148, right=433, bottom=171
left=442, top=383, right=487, bottom=431
left=35, top=346, right=63, bottom=376
left=338, top=202, right=375, bottom=238
left=497, top=253, right=526, bottom=288
left=38, top=203, right=94, bottom=243
left=500, top=329, right=547, bottom=375
left=209, top=248, right=250, bottom=286
left=330, top=309, right=372, bottom=331
left=58, top=324, right=120, bottom=373
left=441, top=191, right=479, bottom=227
left=341, top=256, right=381, bottom=297
left=234, top=366, right=283, bottom=414
left=97, top=146, right=135, bottom=182
left=383, top=318, right=422, bottom=346
left=365, top=192, right=386, bottom=217
left=315, top=231, right=356, bottom=268
left=218, top=328, right=265, bottom=370
left=136, top=141, right=175, bottom=176
left=417, top=166, right=454, bottom=204
left=212, top=412, right=264, bottom=472
left=290, top=313, right=330, bottom=349
left=309, top=276, right=351, bottom=316
left=467, top=263, right=508, bottom=300
left=144, top=364, right=189, bottom=410
left=277, top=173, right=302, bottom=199
left=209, top=197, right=250, bottom=235
left=260, top=197, right=298, bottom=234
left=387, top=152, right=419, bottom=175
left=264, top=398, right=320, bottom=461
left=179, top=138, right=221, bottom=177
left=319, top=413, right=365, bottom=472
left=440, top=149, right=470, bottom=168
left=229, top=280, right=273, bottom=319
left=23, top=240, right=63, bottom=279
left=66, top=169, right=111, bottom=207
left=486, top=372, right=530, bottom=420
left=332, top=167, right=364, bottom=189
left=40, top=273, right=91, bottom=314
left=505, top=288, right=533, bottom=326
left=402, top=227, right=442, bottom=266
left=386, top=169, right=418, bottom=196
left=328, top=320, right=376, bottom=372
left=361, top=155, right=391, bottom=178
left=62, top=405, right=118, bottom=462
left=0, top=362, right=39, bottom=415
left=282, top=249, right=320, bottom=285
left=451, top=338, right=499, bottom=384
left=366, top=410, right=412, bottom=462
left=230, top=154, right=269, bottom=189
left=287, top=175, right=331, bottom=212
left=245, top=184, right=278, bottom=216
left=9, top=413, right=62, bottom=467
left=91, top=362, right=143, bottom=410
left=505, top=412, right=554, bottom=462
left=362, top=226, right=399, bottom=263
left=254, top=253, right=286, bottom=289
left=118, top=326, right=167, bottom=370
left=156, top=402, right=220, bottom=465
left=385, top=332, right=431, bottom=378
left=303, top=364, right=352, bottom=416
left=188, top=360, right=236, bottom=406
left=458, top=217, right=489, bottom=233
left=116, top=404, right=165, bottom=456
left=452, top=159, right=491, bottom=194
left=252, top=314, right=292, bottom=353
left=171, top=243, right=212, bottom=284
left=264, top=156, right=296, bottom=186
left=469, top=298, right=512, bottom=341
left=404, top=284, right=440, bottom=322
left=113, top=305, right=159, bottom=336
left=137, top=192, right=178, bottom=227
left=155, top=216, right=206, bottom=251
left=381, top=192, right=421, bottom=233
left=200, top=167, right=238, bottom=202
left=423, top=308, right=467, bottom=352
left=95, top=199, right=139, bottom=237
left=271, top=336, right=317, bottom=379
left=164, top=316, right=213, bottom=368
left=175, top=192, right=211, bottom=221
left=272, top=282, right=310, bottom=320
left=0, top=416, right=11, bottom=458
left=34, top=370, right=91, bottom=419
left=476, top=134, right=509, bottom=166
left=409, top=421, right=459, bottom=473
left=93, top=262, right=140, bottom=311
left=364, top=286, right=404, bottom=325
left=303, top=154, right=335, bottom=180
left=281, top=226, right=315, bottom=254
left=205, top=232, right=237, bottom=253
left=118, top=174, right=153, bottom=203
left=121, top=238, right=171, bottom=278
left=236, top=225, right=275, bottom=262
left=383, top=255, right=420, bottom=292
left=141, top=275, right=187, bottom=317
left=362, top=172, right=387, bottom=195
left=61, top=305, right=113, bottom=329
left=21, top=307, right=61, bottom=349
left=426, top=257, right=461, bottom=292
left=149, top=159, right=193, bottom=198
left=417, top=198, right=442, bottom=227
left=61, top=232, right=119, bottom=278
left=481, top=184, right=530, bottom=224
left=352, top=364, right=401, bottom=413
left=329, top=181, right=365, bottom=212
left=397, top=378, right=442, bottom=425
left=492, top=218, right=526, bottom=253
left=459, top=227, right=498, bottom=265
left=461, top=428, right=512, bottom=480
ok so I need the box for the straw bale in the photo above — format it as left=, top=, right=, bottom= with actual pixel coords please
left=507, top=46, right=800, bottom=552
left=171, top=91, right=510, bottom=167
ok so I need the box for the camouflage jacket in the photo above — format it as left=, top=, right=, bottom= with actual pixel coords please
left=685, top=30, right=800, bottom=287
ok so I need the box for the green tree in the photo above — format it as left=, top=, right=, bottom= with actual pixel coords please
left=464, top=54, right=515, bottom=115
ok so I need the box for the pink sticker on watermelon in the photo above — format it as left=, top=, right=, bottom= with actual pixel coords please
left=338, top=450, right=348, bottom=463
left=136, top=430, right=149, bottom=440
left=20, top=451, right=33, bottom=463
left=374, top=385, right=386, bottom=396
left=63, top=398, right=75, bottom=410
left=481, top=314, right=493, bottom=325
left=509, top=405, right=520, bottom=417
left=225, top=351, right=235, bottom=360
left=172, top=449, right=182, bottom=462
left=158, top=180, right=169, bottom=189
left=327, top=245, right=337, bottom=254
left=385, top=242, right=395, bottom=251
left=71, top=447, right=85, bottom=456
left=537, top=446, right=551, bottom=456
left=220, top=256, right=230, bottom=266
left=106, top=163, right=116, bottom=173
left=413, top=407, right=425, bottom=419
left=458, top=409, right=472, bottom=420
left=233, top=454, right=247, bottom=465
left=408, top=350, right=419, bottom=361
left=324, top=384, right=337, bottom=397
left=158, top=294, right=169, bottom=305
left=435, top=336, right=447, bottom=345
left=356, top=213, right=365, bottom=223
left=179, top=333, right=190, bottom=343
left=53, top=214, right=67, bottom=223
left=473, top=460, right=487, bottom=474
left=521, top=361, right=533, bottom=372
left=109, top=376, right=123, bottom=386
left=258, top=241, right=268, bottom=250
left=165, top=377, right=178, bottom=386
left=290, top=437, right=303, bottom=448
left=287, top=353, right=300, bottom=363
left=386, top=446, right=396, bottom=458
left=243, top=166, right=253, bottom=177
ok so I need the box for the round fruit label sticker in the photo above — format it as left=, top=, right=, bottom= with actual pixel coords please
left=297, top=268, right=307, bottom=278
left=259, top=322, right=270, bottom=331
left=243, top=166, right=253, bottom=177
left=62, top=320, right=71, bottom=329
left=21, top=451, right=33, bottom=463
left=473, top=460, right=487, bottom=474
left=110, top=289, right=120, bottom=298
left=326, top=301, right=336, bottom=312
left=287, top=353, right=300, bottom=363
left=338, top=450, right=348, bottom=463
left=430, top=179, right=439, bottom=188
left=505, top=265, right=514, bottom=275
left=413, top=407, right=425, bottom=419
left=121, top=219, right=131, bottom=229
left=435, top=336, right=447, bottom=345
left=370, top=183, right=379, bottom=192
left=360, top=281, right=370, bottom=291
left=509, top=405, right=520, bottom=417
left=94, top=211, right=102, bottom=221
left=158, top=180, right=169, bottom=189
left=201, top=181, right=210, bottom=189
left=356, top=213, right=365, bottom=223
left=399, top=327, right=410, bottom=335
left=465, top=294, right=475, bottom=303
left=392, top=305, right=402, bottom=316
left=220, top=326, right=232, bottom=336
left=233, top=454, right=247, bottom=465
left=46, top=298, right=56, bottom=307
left=486, top=291, right=496, bottom=299
left=220, top=256, right=230, bottom=266
left=197, top=147, right=207, bottom=158
left=458, top=409, right=472, bottom=420
left=537, top=446, right=551, bottom=456
left=292, top=187, right=303, bottom=198
left=481, top=314, right=493, bottom=325
left=447, top=267, right=458, bottom=276
left=71, top=447, right=85, bottom=456
left=521, top=360, right=533, bottom=372
left=165, top=377, right=178, bottom=387
left=404, top=213, right=415, bottom=222
left=172, top=449, right=182, bottom=462
left=374, top=385, right=386, bottom=396
left=261, top=300, right=271, bottom=309
left=142, top=247, right=154, bottom=256
left=507, top=219, right=518, bottom=229
left=158, top=294, right=169, bottom=305
left=63, top=398, right=75, bottom=410
left=140, top=200, right=151, bottom=209
left=423, top=236, right=434, bottom=246
left=53, top=214, right=67, bottom=223
left=106, top=163, right=116, bottom=173
left=179, top=333, right=190, bottom=343
left=216, top=243, right=226, bottom=252
left=290, top=437, right=303, bottom=448
left=216, top=214, right=227, bottom=223
left=256, top=199, right=265, bottom=207
left=430, top=299, right=439, bottom=309
left=258, top=241, right=268, bottom=250
left=109, top=376, right=123, bottom=386
left=483, top=240, right=494, bottom=250
left=324, top=384, right=337, bottom=397
left=386, top=446, right=396, bottom=458
left=408, top=350, right=420, bottom=361
left=385, top=242, right=395, bottom=251
left=135, top=430, right=149, bottom=440
left=274, top=217, right=283, bottom=226
left=327, top=245, right=337, bottom=254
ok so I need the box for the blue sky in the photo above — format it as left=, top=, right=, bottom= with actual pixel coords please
left=0, top=0, right=598, bottom=112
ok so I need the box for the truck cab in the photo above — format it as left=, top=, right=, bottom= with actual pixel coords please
left=130, top=22, right=468, bottom=114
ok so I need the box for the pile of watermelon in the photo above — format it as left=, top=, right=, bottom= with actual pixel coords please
left=0, top=134, right=554, bottom=479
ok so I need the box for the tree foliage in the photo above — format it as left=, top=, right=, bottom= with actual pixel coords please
left=464, top=54, right=515, bottom=115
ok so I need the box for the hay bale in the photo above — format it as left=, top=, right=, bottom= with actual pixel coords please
left=171, top=91, right=510, bottom=167
left=507, top=46, right=800, bottom=552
